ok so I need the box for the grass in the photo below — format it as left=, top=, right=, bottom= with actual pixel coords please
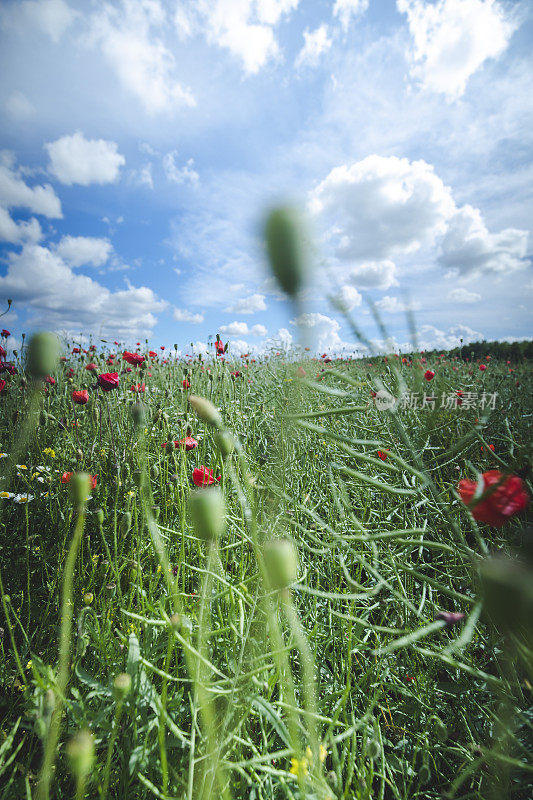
left=0, top=332, right=532, bottom=800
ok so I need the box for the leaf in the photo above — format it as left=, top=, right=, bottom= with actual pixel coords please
left=252, top=696, right=290, bottom=747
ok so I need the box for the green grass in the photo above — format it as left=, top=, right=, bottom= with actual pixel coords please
left=0, top=340, right=532, bottom=800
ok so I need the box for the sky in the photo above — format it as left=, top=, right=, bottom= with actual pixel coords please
left=0, top=0, right=532, bottom=358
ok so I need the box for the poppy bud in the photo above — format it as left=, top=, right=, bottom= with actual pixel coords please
left=96, top=508, right=104, bottom=525
left=214, top=430, right=234, bottom=459
left=69, top=472, right=91, bottom=505
left=112, top=673, right=132, bottom=702
left=189, top=487, right=225, bottom=542
left=131, top=402, right=146, bottom=427
left=366, top=739, right=380, bottom=760
left=132, top=469, right=144, bottom=488
left=66, top=729, right=95, bottom=779
left=432, top=717, right=448, bottom=742
left=39, top=410, right=48, bottom=426
left=26, top=332, right=60, bottom=380
left=119, top=511, right=132, bottom=536
left=151, top=464, right=159, bottom=479
left=264, top=538, right=299, bottom=589
left=189, top=395, right=223, bottom=429
left=83, top=592, right=94, bottom=605
left=264, top=207, right=305, bottom=298
left=170, top=613, right=192, bottom=634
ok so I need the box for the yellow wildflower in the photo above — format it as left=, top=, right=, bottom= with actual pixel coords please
left=43, top=448, right=56, bottom=458
left=290, top=757, right=308, bottom=778
left=306, top=745, right=327, bottom=763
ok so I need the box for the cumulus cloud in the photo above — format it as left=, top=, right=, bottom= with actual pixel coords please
left=54, top=235, right=113, bottom=267
left=296, top=24, right=332, bottom=69
left=225, top=293, right=267, bottom=314
left=311, top=155, right=528, bottom=279
left=418, top=323, right=483, bottom=350
left=333, top=0, right=369, bottom=31
left=89, top=0, right=195, bottom=113
left=220, top=321, right=267, bottom=336
left=0, top=153, right=62, bottom=217
left=173, top=308, right=204, bottom=323
left=292, top=312, right=351, bottom=353
left=398, top=0, right=517, bottom=101
left=0, top=208, right=42, bottom=244
left=175, top=0, right=299, bottom=75
left=333, top=284, right=362, bottom=311
left=448, top=287, right=481, bottom=303
left=439, top=204, right=528, bottom=276
left=375, top=295, right=421, bottom=313
left=163, top=152, right=199, bottom=185
left=309, top=155, right=455, bottom=262
left=5, top=91, right=35, bottom=121
left=0, top=243, right=166, bottom=338
left=45, top=132, right=125, bottom=186
left=350, top=260, right=398, bottom=289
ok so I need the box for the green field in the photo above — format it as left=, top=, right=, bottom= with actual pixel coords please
left=0, top=330, right=532, bottom=800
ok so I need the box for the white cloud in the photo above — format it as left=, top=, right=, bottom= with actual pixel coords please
left=293, top=312, right=349, bottom=353
left=5, top=92, right=35, bottom=121
left=89, top=0, right=195, bottom=114
left=296, top=24, right=332, bottom=69
left=439, top=205, right=528, bottom=276
left=174, top=308, right=204, bottom=323
left=163, top=152, right=199, bottom=185
left=45, top=132, right=125, bottom=186
left=224, top=337, right=250, bottom=355
left=418, top=323, right=483, bottom=350
left=135, top=163, right=154, bottom=189
left=175, top=0, right=299, bottom=75
left=447, top=287, right=481, bottom=303
left=398, top=0, right=517, bottom=101
left=350, top=260, right=398, bottom=289
left=225, top=293, right=267, bottom=314
left=333, top=0, right=369, bottom=31
left=0, top=243, right=166, bottom=339
left=375, top=295, right=421, bottom=313
left=0, top=208, right=42, bottom=244
left=334, top=284, right=362, bottom=311
left=310, top=155, right=456, bottom=263
left=2, top=0, right=76, bottom=43
left=0, top=154, right=62, bottom=217
left=219, top=321, right=268, bottom=336
left=54, top=235, right=113, bottom=267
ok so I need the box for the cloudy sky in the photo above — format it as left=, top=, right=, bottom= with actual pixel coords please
left=0, top=0, right=531, bottom=356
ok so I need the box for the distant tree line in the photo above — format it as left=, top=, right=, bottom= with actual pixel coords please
left=421, top=339, right=533, bottom=361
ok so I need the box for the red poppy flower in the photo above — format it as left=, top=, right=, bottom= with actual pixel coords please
left=296, top=367, right=307, bottom=377
left=72, top=347, right=80, bottom=354
left=456, top=391, right=464, bottom=405
left=230, top=371, right=240, bottom=378
left=1, top=329, right=10, bottom=337
left=479, top=364, right=487, bottom=372
left=436, top=610, right=466, bottom=626
left=182, top=379, right=190, bottom=389
left=44, top=375, right=55, bottom=385
left=72, top=389, right=89, bottom=405
left=480, top=444, right=495, bottom=452
left=192, top=466, right=220, bottom=487
left=215, top=341, right=225, bottom=356
left=458, top=470, right=529, bottom=527
left=62, top=472, right=97, bottom=489
left=377, top=450, right=389, bottom=461
left=85, top=363, right=97, bottom=371
left=149, top=350, right=157, bottom=358
left=0, top=346, right=7, bottom=361
left=97, top=372, right=119, bottom=391
left=123, top=351, right=144, bottom=366
left=130, top=382, right=146, bottom=392
left=89, top=345, right=96, bottom=351
left=0, top=379, right=6, bottom=394
left=424, top=370, right=435, bottom=381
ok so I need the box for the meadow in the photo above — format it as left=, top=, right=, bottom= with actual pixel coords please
left=0, top=228, right=532, bottom=800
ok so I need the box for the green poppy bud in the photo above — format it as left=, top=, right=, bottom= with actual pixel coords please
left=188, top=395, right=223, bottom=429
left=95, top=508, right=104, bottom=526
left=151, top=464, right=159, bottom=479
left=433, top=717, right=447, bottom=742
left=366, top=739, right=380, bottom=760
left=214, top=430, right=234, bottom=459
left=170, top=613, right=192, bottom=634
left=83, top=592, right=94, bottom=605
left=66, top=729, right=95, bottom=779
left=132, top=469, right=144, bottom=488
left=264, top=207, right=306, bottom=298
left=264, top=538, right=299, bottom=589
left=26, top=332, right=60, bottom=380
left=119, top=511, right=132, bottom=536
left=131, top=402, right=146, bottom=427
left=69, top=472, right=91, bottom=505
left=112, top=672, right=132, bottom=702
left=189, top=487, right=226, bottom=542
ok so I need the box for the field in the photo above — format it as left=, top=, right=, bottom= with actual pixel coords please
left=0, top=325, right=532, bottom=800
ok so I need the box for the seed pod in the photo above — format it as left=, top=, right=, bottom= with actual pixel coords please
left=66, top=729, right=95, bottom=779
left=83, top=592, right=94, bottom=605
left=264, top=538, right=298, bottom=589
left=188, top=395, right=223, bottom=429
left=214, top=430, right=234, bottom=460
left=264, top=207, right=305, bottom=298
left=119, top=511, right=132, bottom=536
left=112, top=672, right=132, bottom=702
left=69, top=472, right=91, bottom=505
left=26, top=332, right=60, bottom=380
left=189, top=487, right=226, bottom=542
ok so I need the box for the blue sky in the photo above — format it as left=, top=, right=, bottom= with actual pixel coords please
left=0, top=0, right=531, bottom=357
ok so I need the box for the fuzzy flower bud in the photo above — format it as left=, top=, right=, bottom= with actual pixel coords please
left=264, top=537, right=299, bottom=589
left=188, top=395, right=223, bottom=429
left=189, top=487, right=225, bottom=542
left=112, top=672, right=132, bottom=702
left=264, top=207, right=306, bottom=298
left=69, top=472, right=91, bottom=505
left=26, top=332, right=60, bottom=380
left=214, top=430, right=235, bottom=459
left=66, top=729, right=95, bottom=779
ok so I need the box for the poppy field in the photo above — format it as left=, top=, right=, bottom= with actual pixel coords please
left=0, top=233, right=532, bottom=799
